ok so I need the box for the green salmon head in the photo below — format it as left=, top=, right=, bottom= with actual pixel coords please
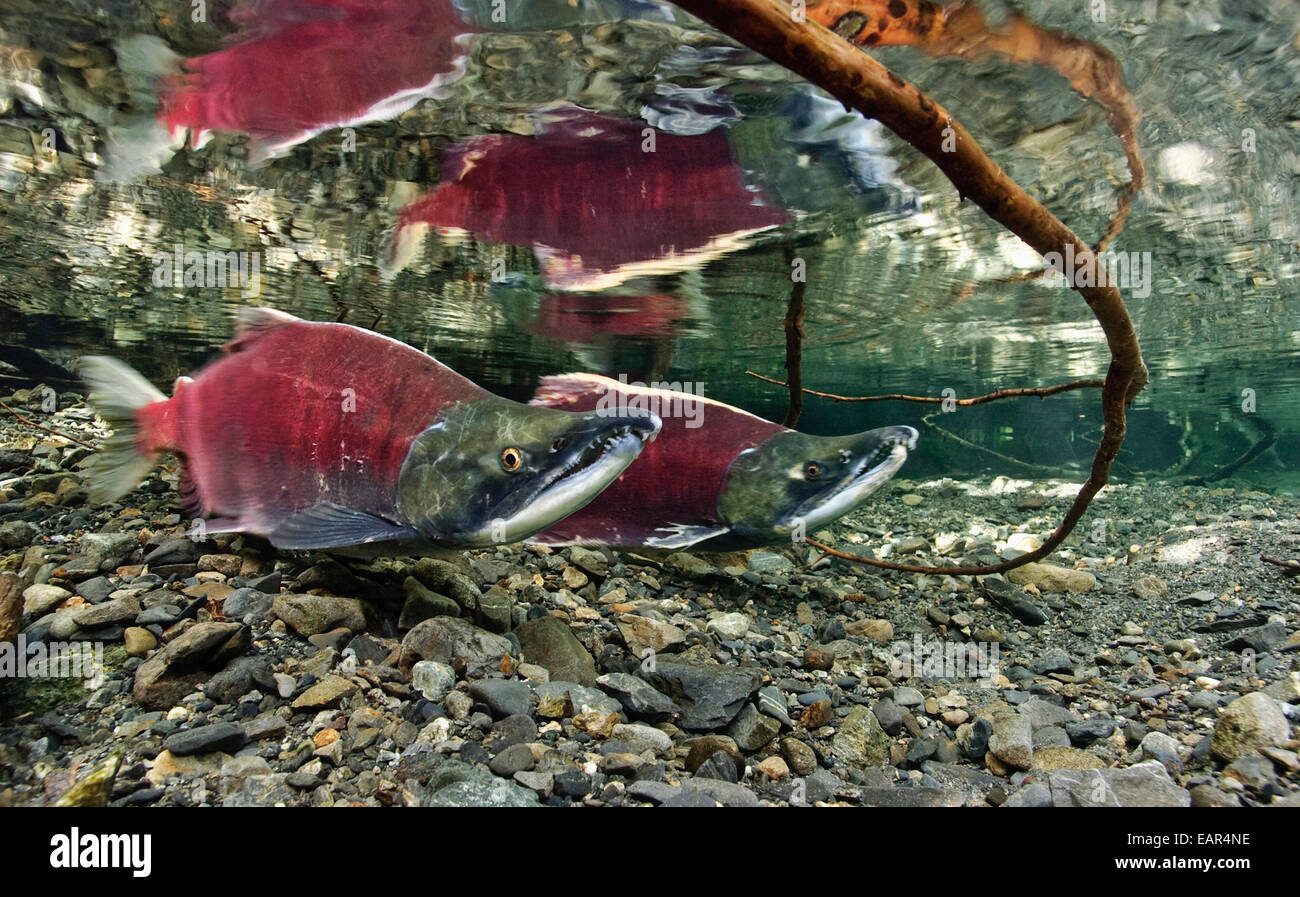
left=396, top=396, right=660, bottom=546
left=718, top=425, right=917, bottom=541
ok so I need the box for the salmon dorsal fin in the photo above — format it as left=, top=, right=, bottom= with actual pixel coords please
left=530, top=373, right=620, bottom=408
left=224, top=307, right=302, bottom=353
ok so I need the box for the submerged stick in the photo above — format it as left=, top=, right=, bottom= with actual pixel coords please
left=782, top=251, right=807, bottom=428
left=671, top=0, right=1148, bottom=577
left=0, top=400, right=94, bottom=449
left=745, top=373, right=1103, bottom=405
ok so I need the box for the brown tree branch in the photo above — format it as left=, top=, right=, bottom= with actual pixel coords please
left=672, top=0, right=1148, bottom=577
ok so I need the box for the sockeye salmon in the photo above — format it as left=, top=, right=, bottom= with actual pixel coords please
left=81, top=309, right=660, bottom=550
left=529, top=374, right=917, bottom=549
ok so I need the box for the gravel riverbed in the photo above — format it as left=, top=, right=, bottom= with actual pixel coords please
left=1, top=390, right=1297, bottom=807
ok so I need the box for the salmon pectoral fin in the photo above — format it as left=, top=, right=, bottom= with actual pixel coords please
left=268, top=503, right=420, bottom=550
left=644, top=523, right=731, bottom=550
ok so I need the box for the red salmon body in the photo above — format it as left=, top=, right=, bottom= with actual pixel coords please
left=530, top=374, right=782, bottom=546
left=136, top=311, right=486, bottom=533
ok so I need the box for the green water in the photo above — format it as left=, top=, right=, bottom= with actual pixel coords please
left=0, top=0, right=1297, bottom=484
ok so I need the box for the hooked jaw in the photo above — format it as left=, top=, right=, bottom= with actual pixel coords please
left=470, top=411, right=661, bottom=545
left=781, top=425, right=918, bottom=535
left=720, top=424, right=918, bottom=543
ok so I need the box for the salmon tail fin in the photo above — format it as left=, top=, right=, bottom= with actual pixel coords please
left=80, top=356, right=168, bottom=504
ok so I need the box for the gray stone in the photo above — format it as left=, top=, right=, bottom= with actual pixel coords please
left=596, top=672, right=676, bottom=721
left=272, top=593, right=365, bottom=637
left=468, top=679, right=532, bottom=719
left=727, top=703, right=781, bottom=752
left=1211, top=692, right=1291, bottom=762
left=567, top=546, right=608, bottom=578
left=1003, top=783, right=1053, bottom=807
left=412, top=660, right=456, bottom=702
left=132, top=621, right=250, bottom=709
left=426, top=770, right=539, bottom=807
left=163, top=721, right=247, bottom=757
left=989, top=712, right=1034, bottom=770
left=516, top=615, right=597, bottom=686
left=399, top=576, right=460, bottom=629
left=411, top=559, right=481, bottom=614
left=641, top=659, right=761, bottom=731
left=1045, top=762, right=1191, bottom=807
left=831, top=705, right=890, bottom=768
left=72, top=594, right=141, bottom=628
left=400, top=616, right=513, bottom=679
left=871, top=698, right=904, bottom=735
left=221, top=588, right=274, bottom=620
left=1139, top=730, right=1184, bottom=775
left=489, top=743, right=535, bottom=778
left=535, top=681, right=621, bottom=716
left=756, top=686, right=794, bottom=729
left=680, top=778, right=761, bottom=807
left=1020, top=698, right=1080, bottom=731
left=611, top=723, right=673, bottom=755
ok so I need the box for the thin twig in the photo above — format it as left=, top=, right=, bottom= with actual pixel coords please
left=1202, top=417, right=1276, bottom=484
left=0, top=400, right=94, bottom=449
left=1260, top=555, right=1300, bottom=576
left=782, top=249, right=807, bottom=428
left=918, top=410, right=1069, bottom=475
left=747, top=372, right=1104, bottom=405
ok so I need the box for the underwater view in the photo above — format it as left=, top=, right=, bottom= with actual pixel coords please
left=0, top=0, right=1296, bottom=825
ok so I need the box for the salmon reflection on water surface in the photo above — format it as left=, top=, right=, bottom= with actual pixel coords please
left=382, top=109, right=790, bottom=290
left=159, top=0, right=475, bottom=160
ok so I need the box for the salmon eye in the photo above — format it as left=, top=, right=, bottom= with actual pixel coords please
left=805, top=462, right=821, bottom=479
left=551, top=437, right=568, bottom=452
left=501, top=447, right=524, bottom=472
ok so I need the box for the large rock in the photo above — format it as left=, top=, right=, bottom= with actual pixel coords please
left=1006, top=562, right=1096, bottom=593
left=728, top=703, right=780, bottom=752
left=0, top=573, right=22, bottom=644
left=596, top=672, right=677, bottom=721
left=273, top=593, right=366, bottom=637
left=516, top=615, right=597, bottom=686
left=398, top=576, right=460, bottom=629
left=62, top=532, right=139, bottom=577
left=399, top=616, right=513, bottom=679
left=988, top=711, right=1034, bottom=770
left=830, top=705, right=890, bottom=768
left=1045, top=762, right=1191, bottom=807
left=71, top=594, right=141, bottom=628
left=222, top=588, right=275, bottom=621
left=291, top=674, right=358, bottom=709
left=163, top=721, right=247, bottom=757
left=411, top=558, right=481, bottom=614
left=641, top=659, right=761, bottom=731
left=132, top=621, right=251, bottom=709
left=474, top=585, right=513, bottom=633
left=618, top=614, right=686, bottom=656
left=22, top=583, right=71, bottom=618
left=1211, top=692, right=1291, bottom=762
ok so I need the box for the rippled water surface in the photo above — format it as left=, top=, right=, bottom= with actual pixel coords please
left=1, top=0, right=1297, bottom=483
